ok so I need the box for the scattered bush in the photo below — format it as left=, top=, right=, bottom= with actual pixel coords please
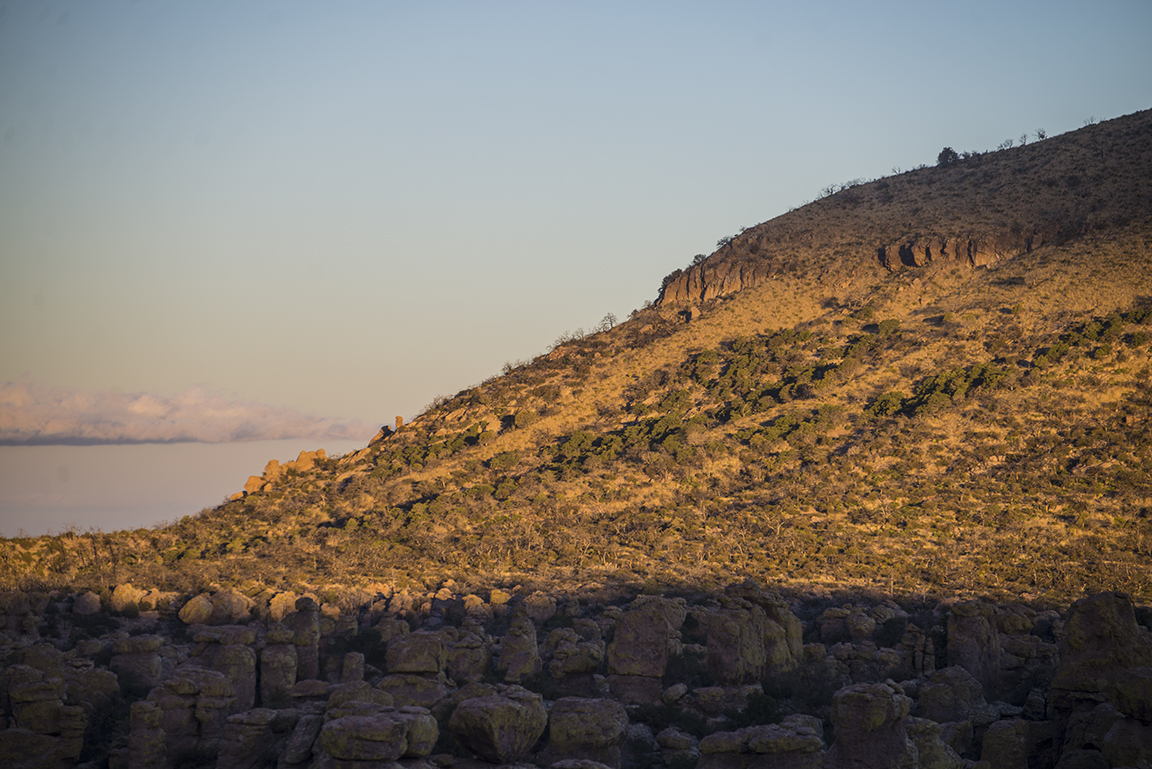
left=937, top=147, right=960, bottom=167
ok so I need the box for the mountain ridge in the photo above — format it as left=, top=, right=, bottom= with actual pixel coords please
left=659, top=110, right=1152, bottom=307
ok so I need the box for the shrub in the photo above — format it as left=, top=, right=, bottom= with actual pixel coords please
left=494, top=479, right=518, bottom=500
left=489, top=452, right=520, bottom=472
left=514, top=410, right=539, bottom=429
left=937, top=147, right=960, bottom=167
left=867, top=391, right=906, bottom=419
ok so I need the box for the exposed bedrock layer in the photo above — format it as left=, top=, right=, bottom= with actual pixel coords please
left=657, top=225, right=1058, bottom=307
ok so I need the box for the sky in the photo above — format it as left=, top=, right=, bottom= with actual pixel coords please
left=1, top=1, right=1150, bottom=535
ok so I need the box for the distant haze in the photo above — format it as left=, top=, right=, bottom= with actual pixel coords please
left=0, top=439, right=369, bottom=537
left=0, top=380, right=377, bottom=445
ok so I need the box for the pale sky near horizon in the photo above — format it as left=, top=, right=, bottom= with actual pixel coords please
left=1, top=1, right=1150, bottom=535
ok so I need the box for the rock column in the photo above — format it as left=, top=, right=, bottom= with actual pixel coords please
left=260, top=625, right=298, bottom=708
left=291, top=598, right=321, bottom=681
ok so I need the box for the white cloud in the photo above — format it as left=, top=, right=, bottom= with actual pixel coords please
left=0, top=380, right=378, bottom=445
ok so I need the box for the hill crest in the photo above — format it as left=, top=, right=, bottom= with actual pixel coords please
left=658, top=109, right=1152, bottom=308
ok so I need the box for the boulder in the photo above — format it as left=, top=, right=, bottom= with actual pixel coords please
left=432, top=681, right=499, bottom=724
left=698, top=714, right=825, bottom=769
left=374, top=616, right=411, bottom=644
left=939, top=720, right=974, bottom=758
left=341, top=652, right=364, bottom=683
left=178, top=594, right=215, bottom=625
left=290, top=679, right=331, bottom=706
left=317, top=708, right=437, bottom=761
left=544, top=697, right=629, bottom=768
left=895, top=624, right=936, bottom=678
left=691, top=685, right=763, bottom=718
left=658, top=725, right=701, bottom=768
left=8, top=668, right=67, bottom=736
left=223, top=646, right=260, bottom=712
left=268, top=592, right=299, bottom=623
left=847, top=608, right=878, bottom=642
left=210, top=591, right=253, bottom=624
left=747, top=713, right=825, bottom=752
left=110, top=583, right=148, bottom=613
left=463, top=593, right=495, bottom=622
left=65, top=665, right=121, bottom=719
left=448, top=686, right=547, bottom=763
left=72, top=592, right=102, bottom=616
left=1053, top=748, right=1109, bottom=769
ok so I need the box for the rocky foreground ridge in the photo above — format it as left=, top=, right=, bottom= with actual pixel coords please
left=1, top=583, right=1150, bottom=769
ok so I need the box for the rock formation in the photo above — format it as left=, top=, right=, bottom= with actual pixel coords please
left=0, top=586, right=1147, bottom=769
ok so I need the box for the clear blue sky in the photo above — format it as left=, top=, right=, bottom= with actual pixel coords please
left=2, top=0, right=1150, bottom=433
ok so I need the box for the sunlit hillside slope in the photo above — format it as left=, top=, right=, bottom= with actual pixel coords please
left=4, top=110, right=1152, bottom=606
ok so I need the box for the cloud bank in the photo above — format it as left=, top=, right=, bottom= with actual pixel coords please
left=0, top=381, right=378, bottom=445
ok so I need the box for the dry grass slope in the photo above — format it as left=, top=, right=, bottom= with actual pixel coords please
left=3, top=109, right=1152, bottom=609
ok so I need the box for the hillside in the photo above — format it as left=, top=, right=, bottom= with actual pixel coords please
left=3, top=109, right=1152, bottom=607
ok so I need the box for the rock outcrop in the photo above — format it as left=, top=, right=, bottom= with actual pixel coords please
left=658, top=259, right=776, bottom=306
left=656, top=225, right=1052, bottom=307
left=0, top=586, right=1148, bottom=769
left=242, top=450, right=327, bottom=496
left=607, top=596, right=687, bottom=702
